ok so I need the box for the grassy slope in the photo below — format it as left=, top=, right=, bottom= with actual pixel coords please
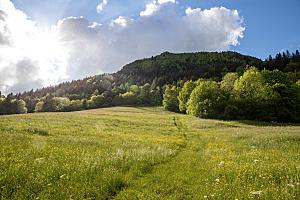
left=0, top=107, right=299, bottom=199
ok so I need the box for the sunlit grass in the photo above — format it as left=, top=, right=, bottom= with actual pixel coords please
left=0, top=107, right=299, bottom=199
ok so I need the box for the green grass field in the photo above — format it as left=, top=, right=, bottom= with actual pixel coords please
left=0, top=107, right=299, bottom=199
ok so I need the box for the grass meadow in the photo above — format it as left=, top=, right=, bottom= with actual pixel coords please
left=0, top=107, right=299, bottom=199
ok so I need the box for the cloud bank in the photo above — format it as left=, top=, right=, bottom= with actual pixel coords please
left=0, top=0, right=245, bottom=94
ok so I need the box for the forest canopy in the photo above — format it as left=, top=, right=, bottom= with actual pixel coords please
left=1, top=50, right=299, bottom=122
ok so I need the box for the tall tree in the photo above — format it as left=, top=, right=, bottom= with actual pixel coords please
left=163, top=85, right=180, bottom=112
left=178, top=80, right=196, bottom=113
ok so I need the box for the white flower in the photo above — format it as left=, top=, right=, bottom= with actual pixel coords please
left=250, top=191, right=262, bottom=195
left=60, top=174, right=66, bottom=179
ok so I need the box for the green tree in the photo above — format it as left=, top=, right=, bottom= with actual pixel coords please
left=178, top=80, right=196, bottom=113
left=140, top=83, right=151, bottom=104
left=220, top=72, right=239, bottom=93
left=90, top=94, right=106, bottom=108
left=41, top=96, right=70, bottom=112
left=120, top=91, right=138, bottom=105
left=187, top=80, right=223, bottom=118
left=69, top=100, right=83, bottom=111
left=163, top=85, right=180, bottom=112
left=23, top=96, right=38, bottom=113
left=129, top=85, right=140, bottom=94
left=16, top=99, right=27, bottom=114
left=55, top=97, right=71, bottom=111
left=150, top=86, right=162, bottom=106
left=233, top=67, right=275, bottom=103
left=233, top=67, right=276, bottom=120
left=87, top=99, right=96, bottom=109
left=34, top=101, right=44, bottom=112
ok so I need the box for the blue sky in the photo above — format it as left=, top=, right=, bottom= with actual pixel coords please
left=11, top=0, right=300, bottom=59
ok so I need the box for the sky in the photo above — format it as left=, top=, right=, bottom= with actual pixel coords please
left=0, top=0, right=299, bottom=94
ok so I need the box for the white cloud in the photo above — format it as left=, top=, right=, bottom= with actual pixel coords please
left=111, top=16, right=131, bottom=27
left=0, top=0, right=245, bottom=94
left=0, top=0, right=69, bottom=94
left=140, top=1, right=159, bottom=17
left=158, top=0, right=176, bottom=4
left=96, top=0, right=108, bottom=13
left=140, top=0, right=176, bottom=16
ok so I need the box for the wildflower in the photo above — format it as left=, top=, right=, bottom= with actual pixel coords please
left=215, top=178, right=220, bottom=182
left=60, top=174, right=66, bottom=179
left=250, top=191, right=262, bottom=195
left=35, top=157, right=45, bottom=163
left=218, top=161, right=225, bottom=167
left=204, top=195, right=208, bottom=198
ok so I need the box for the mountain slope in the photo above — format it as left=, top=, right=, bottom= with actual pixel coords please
left=16, top=51, right=262, bottom=100
left=114, top=51, right=262, bottom=86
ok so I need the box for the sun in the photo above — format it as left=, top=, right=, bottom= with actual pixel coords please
left=20, top=26, right=70, bottom=86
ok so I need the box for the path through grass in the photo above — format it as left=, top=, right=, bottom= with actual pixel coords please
left=0, top=107, right=299, bottom=199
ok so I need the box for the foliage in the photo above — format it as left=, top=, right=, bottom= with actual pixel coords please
left=1, top=50, right=300, bottom=121
left=186, top=80, right=224, bottom=118
left=34, top=101, right=44, bottom=112
left=178, top=80, right=196, bottom=113
left=91, top=94, right=106, bottom=108
left=0, top=97, right=27, bottom=115
left=116, top=51, right=262, bottom=86
left=163, top=67, right=300, bottom=122
left=69, top=100, right=83, bottom=111
left=220, top=72, right=239, bottom=93
left=16, top=99, right=27, bottom=114
left=163, top=85, right=180, bottom=112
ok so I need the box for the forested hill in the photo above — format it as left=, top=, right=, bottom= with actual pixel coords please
left=1, top=50, right=300, bottom=117
left=14, top=51, right=264, bottom=100
left=114, top=51, right=262, bottom=86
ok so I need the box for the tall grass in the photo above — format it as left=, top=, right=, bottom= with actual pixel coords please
left=0, top=107, right=299, bottom=199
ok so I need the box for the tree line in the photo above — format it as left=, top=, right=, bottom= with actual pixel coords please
left=0, top=83, right=162, bottom=114
left=0, top=50, right=299, bottom=122
left=163, top=67, right=300, bottom=122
